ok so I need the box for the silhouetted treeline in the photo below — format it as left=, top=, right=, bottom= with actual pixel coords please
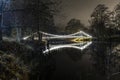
left=89, top=4, right=120, bottom=39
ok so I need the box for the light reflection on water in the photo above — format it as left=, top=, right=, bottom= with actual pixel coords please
left=45, top=41, right=120, bottom=80
left=43, top=41, right=92, bottom=53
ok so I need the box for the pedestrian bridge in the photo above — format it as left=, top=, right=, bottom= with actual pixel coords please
left=23, top=31, right=92, bottom=53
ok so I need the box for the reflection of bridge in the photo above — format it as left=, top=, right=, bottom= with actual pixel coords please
left=23, top=31, right=92, bottom=53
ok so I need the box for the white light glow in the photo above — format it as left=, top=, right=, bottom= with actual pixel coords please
left=43, top=41, right=92, bottom=53
left=22, top=31, right=92, bottom=40
left=22, top=31, right=93, bottom=54
left=23, top=36, right=31, bottom=40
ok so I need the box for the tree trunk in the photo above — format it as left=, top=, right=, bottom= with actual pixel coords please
left=37, top=0, right=40, bottom=41
left=16, top=27, right=21, bottom=42
left=0, top=14, right=3, bottom=41
left=0, top=14, right=2, bottom=50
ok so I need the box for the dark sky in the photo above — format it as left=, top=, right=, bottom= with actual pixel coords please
left=54, top=0, right=119, bottom=28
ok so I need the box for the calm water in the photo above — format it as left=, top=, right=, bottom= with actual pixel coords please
left=43, top=41, right=120, bottom=80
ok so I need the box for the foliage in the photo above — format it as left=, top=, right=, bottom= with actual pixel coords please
left=65, top=18, right=85, bottom=34
left=1, top=0, right=62, bottom=41
left=114, top=2, right=120, bottom=30
left=90, top=4, right=110, bottom=38
left=0, top=41, right=58, bottom=80
left=90, top=4, right=120, bottom=38
left=110, top=44, right=120, bottom=74
left=0, top=50, right=28, bottom=80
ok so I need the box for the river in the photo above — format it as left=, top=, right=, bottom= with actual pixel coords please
left=42, top=41, right=120, bottom=80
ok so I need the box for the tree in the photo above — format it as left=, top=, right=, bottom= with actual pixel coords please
left=24, top=0, right=60, bottom=34
left=113, top=2, right=120, bottom=32
left=0, top=15, right=2, bottom=41
left=2, top=0, right=25, bottom=42
left=0, top=51, right=28, bottom=80
left=65, top=18, right=85, bottom=34
left=90, top=4, right=110, bottom=38
left=0, top=0, right=9, bottom=44
left=1, top=0, right=61, bottom=42
left=0, top=0, right=4, bottom=41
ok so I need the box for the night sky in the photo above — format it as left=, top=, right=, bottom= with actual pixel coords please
left=54, top=0, right=119, bottom=28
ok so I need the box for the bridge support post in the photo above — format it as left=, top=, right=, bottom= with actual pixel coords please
left=16, top=27, right=22, bottom=42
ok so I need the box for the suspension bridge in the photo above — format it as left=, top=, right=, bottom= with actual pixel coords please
left=22, top=31, right=92, bottom=53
